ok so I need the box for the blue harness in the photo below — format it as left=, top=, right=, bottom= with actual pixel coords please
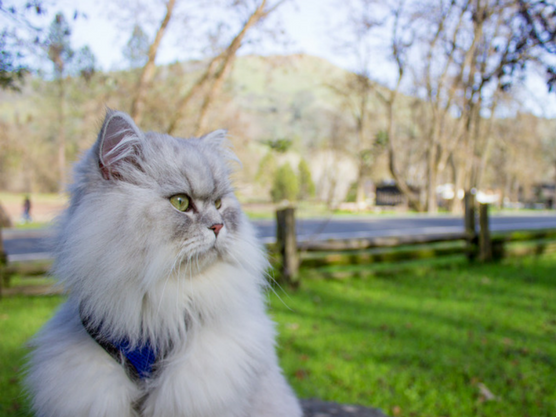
left=80, top=312, right=158, bottom=381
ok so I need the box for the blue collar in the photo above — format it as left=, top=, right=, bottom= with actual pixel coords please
left=80, top=312, right=158, bottom=381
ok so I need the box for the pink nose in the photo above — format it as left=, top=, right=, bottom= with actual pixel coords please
left=209, top=223, right=223, bottom=237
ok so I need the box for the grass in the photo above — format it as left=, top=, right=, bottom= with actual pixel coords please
left=1, top=255, right=556, bottom=416
left=0, top=295, right=65, bottom=417
left=269, top=255, right=556, bottom=417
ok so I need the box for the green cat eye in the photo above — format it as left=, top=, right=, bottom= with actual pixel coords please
left=215, top=198, right=222, bottom=209
left=170, top=194, right=191, bottom=212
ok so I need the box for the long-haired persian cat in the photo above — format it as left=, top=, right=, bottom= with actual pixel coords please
left=25, top=110, right=302, bottom=417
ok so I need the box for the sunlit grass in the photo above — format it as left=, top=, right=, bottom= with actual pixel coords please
left=0, top=295, right=65, bottom=417
left=269, top=255, right=556, bottom=417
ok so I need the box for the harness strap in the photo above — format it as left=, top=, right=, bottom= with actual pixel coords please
left=80, top=312, right=157, bottom=382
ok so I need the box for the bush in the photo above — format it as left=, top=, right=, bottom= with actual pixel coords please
left=298, top=158, right=315, bottom=200
left=271, top=163, right=299, bottom=203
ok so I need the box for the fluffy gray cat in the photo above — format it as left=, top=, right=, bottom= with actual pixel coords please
left=25, top=110, right=302, bottom=417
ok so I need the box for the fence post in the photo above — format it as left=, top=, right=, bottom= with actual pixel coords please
left=479, top=203, right=493, bottom=262
left=464, top=190, right=478, bottom=261
left=276, top=206, right=299, bottom=288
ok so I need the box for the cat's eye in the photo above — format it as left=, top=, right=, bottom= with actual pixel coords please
left=170, top=194, right=191, bottom=212
left=215, top=198, right=222, bottom=209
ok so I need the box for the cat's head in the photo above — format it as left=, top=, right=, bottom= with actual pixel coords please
left=57, top=110, right=259, bottom=293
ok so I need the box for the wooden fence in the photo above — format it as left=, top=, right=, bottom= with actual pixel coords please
left=274, top=199, right=556, bottom=287
left=2, top=198, right=556, bottom=295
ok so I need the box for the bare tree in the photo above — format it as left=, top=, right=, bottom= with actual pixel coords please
left=166, top=0, right=287, bottom=136
left=326, top=0, right=384, bottom=209
left=375, top=0, right=425, bottom=211
left=130, top=0, right=176, bottom=126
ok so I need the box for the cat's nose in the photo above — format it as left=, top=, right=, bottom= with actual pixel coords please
left=208, top=223, right=224, bottom=237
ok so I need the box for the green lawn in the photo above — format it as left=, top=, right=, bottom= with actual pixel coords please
left=270, top=255, right=556, bottom=417
left=2, top=255, right=556, bottom=416
left=0, top=295, right=64, bottom=417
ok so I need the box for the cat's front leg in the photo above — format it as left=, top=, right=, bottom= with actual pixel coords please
left=26, top=303, right=142, bottom=417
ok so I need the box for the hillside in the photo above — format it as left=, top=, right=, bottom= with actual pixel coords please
left=0, top=54, right=383, bottom=200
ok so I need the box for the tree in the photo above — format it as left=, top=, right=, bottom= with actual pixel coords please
left=47, top=12, right=74, bottom=192
left=72, top=45, right=96, bottom=82
left=0, top=0, right=47, bottom=90
left=123, top=24, right=150, bottom=69
left=298, top=158, right=315, bottom=200
left=271, top=163, right=298, bottom=203
left=364, top=0, right=556, bottom=212
left=517, top=0, right=556, bottom=90
left=328, top=0, right=382, bottom=208
left=166, top=0, right=287, bottom=136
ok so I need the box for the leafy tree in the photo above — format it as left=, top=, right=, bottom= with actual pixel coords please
left=271, top=163, right=299, bottom=203
left=72, top=45, right=96, bottom=82
left=47, top=12, right=73, bottom=78
left=261, top=138, right=293, bottom=153
left=0, top=0, right=47, bottom=90
left=123, top=24, right=149, bottom=69
left=298, top=158, right=315, bottom=200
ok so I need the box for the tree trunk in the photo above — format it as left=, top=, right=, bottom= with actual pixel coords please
left=57, top=78, right=66, bottom=193
left=426, top=145, right=438, bottom=213
left=385, top=99, right=424, bottom=212
left=130, top=0, right=176, bottom=126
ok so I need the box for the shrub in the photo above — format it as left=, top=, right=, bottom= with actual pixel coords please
left=271, top=163, right=299, bottom=203
left=298, top=158, right=315, bottom=200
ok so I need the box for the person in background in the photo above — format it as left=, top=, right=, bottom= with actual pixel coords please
left=22, top=195, right=32, bottom=223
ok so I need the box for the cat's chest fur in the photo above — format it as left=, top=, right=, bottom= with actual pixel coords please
left=129, top=265, right=275, bottom=416
left=141, top=309, right=274, bottom=417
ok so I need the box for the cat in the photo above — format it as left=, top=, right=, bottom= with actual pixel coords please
left=25, top=110, right=303, bottom=417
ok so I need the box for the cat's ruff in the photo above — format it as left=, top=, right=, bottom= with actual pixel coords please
left=25, top=110, right=302, bottom=417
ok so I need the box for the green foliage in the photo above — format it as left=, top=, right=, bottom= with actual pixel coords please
left=297, top=158, right=315, bottom=201
left=0, top=1, right=47, bottom=91
left=270, top=253, right=556, bottom=416
left=261, top=138, right=293, bottom=153
left=345, top=181, right=358, bottom=202
left=255, top=152, right=277, bottom=188
left=271, top=163, right=299, bottom=203
left=375, top=129, right=389, bottom=147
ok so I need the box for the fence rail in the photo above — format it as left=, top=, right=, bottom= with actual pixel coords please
left=275, top=199, right=556, bottom=286
left=3, top=199, right=556, bottom=295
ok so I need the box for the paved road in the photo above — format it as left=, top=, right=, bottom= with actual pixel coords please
left=4, top=213, right=556, bottom=262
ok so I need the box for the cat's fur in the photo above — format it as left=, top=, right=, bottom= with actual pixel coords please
left=25, top=110, right=302, bottom=417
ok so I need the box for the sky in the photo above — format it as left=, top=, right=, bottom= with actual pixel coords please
left=33, top=0, right=556, bottom=118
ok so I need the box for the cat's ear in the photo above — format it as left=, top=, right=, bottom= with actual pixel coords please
left=97, top=110, right=143, bottom=180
